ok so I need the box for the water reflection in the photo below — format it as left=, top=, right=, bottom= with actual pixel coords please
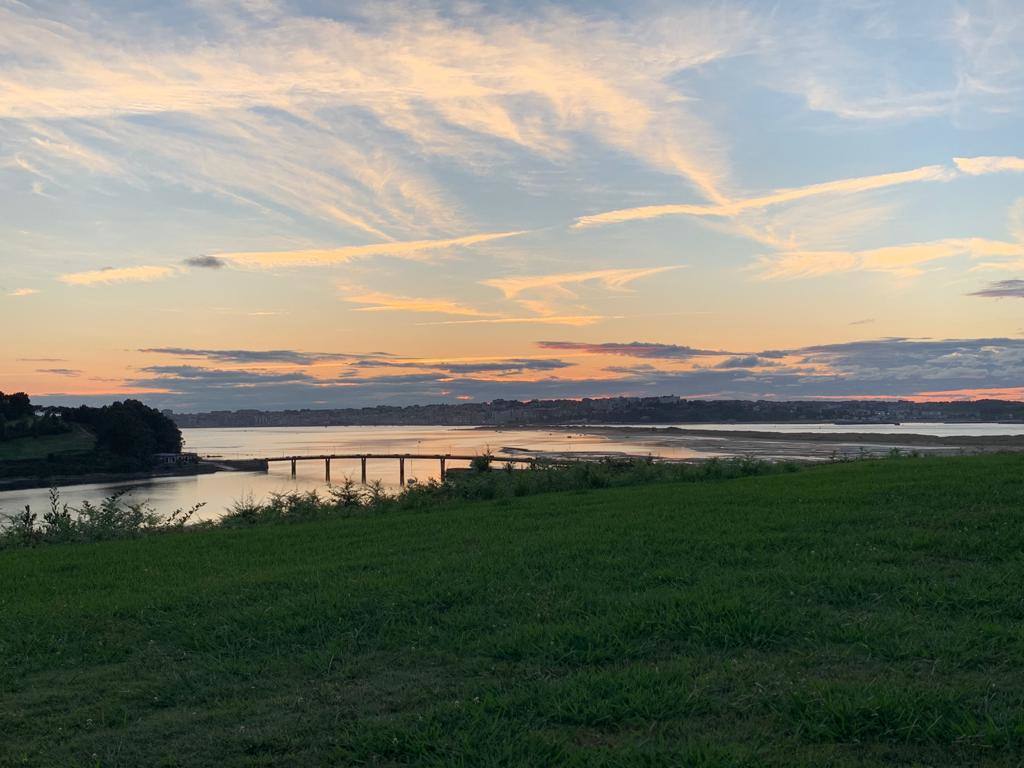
left=0, top=425, right=707, bottom=524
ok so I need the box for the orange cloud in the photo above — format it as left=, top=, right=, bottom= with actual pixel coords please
left=482, top=266, right=681, bottom=299
left=343, top=291, right=497, bottom=317
left=574, top=164, right=954, bottom=228
left=58, top=266, right=176, bottom=286
left=756, top=238, right=1024, bottom=279
left=416, top=315, right=609, bottom=327
left=220, top=231, right=527, bottom=268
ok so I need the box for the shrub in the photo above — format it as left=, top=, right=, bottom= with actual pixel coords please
left=470, top=452, right=493, bottom=472
left=0, top=489, right=204, bottom=548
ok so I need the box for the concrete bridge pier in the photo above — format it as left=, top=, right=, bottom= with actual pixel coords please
left=325, top=457, right=331, bottom=483
left=290, top=458, right=297, bottom=478
left=360, top=457, right=367, bottom=484
left=440, top=456, right=446, bottom=481
left=399, top=457, right=406, bottom=486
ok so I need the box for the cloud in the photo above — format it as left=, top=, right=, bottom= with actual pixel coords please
left=756, top=238, right=1024, bottom=279
left=132, top=365, right=316, bottom=387
left=968, top=279, right=1024, bottom=298
left=573, top=164, right=954, bottom=229
left=440, top=359, right=573, bottom=375
left=0, top=2, right=759, bottom=236
left=36, top=368, right=81, bottom=377
left=712, top=355, right=775, bottom=369
left=757, top=2, right=1024, bottom=124
left=342, top=290, right=496, bottom=317
left=220, top=231, right=527, bottom=268
left=138, top=347, right=381, bottom=366
left=561, top=337, right=1024, bottom=400
left=536, top=341, right=726, bottom=359
left=7, top=288, right=38, bottom=297
left=53, top=337, right=1024, bottom=410
left=418, top=315, right=608, bottom=327
left=483, top=266, right=680, bottom=300
left=58, top=265, right=175, bottom=286
left=351, top=357, right=572, bottom=375
left=954, top=156, right=1024, bottom=175
left=184, top=255, right=226, bottom=269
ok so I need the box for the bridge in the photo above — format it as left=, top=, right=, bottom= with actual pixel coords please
left=251, top=453, right=557, bottom=484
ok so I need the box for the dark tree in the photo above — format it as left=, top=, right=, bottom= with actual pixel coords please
left=60, top=399, right=182, bottom=461
left=0, top=391, right=34, bottom=420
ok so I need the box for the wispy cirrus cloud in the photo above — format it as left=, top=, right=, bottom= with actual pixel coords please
left=220, top=231, right=527, bottom=269
left=573, top=164, right=954, bottom=229
left=482, top=266, right=680, bottom=300
left=954, top=156, right=1024, bottom=175
left=0, top=1, right=758, bottom=239
left=758, top=2, right=1024, bottom=124
left=58, top=265, right=175, bottom=286
left=7, top=288, right=38, bottom=297
left=756, top=237, right=1024, bottom=280
left=341, top=290, right=497, bottom=317
left=416, top=314, right=609, bottom=327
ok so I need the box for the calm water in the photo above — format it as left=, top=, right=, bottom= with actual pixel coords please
left=2, top=423, right=1019, bottom=523
left=0, top=426, right=709, bottom=524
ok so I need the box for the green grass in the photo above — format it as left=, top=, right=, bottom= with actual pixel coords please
left=0, top=424, right=96, bottom=461
left=2, top=453, right=1024, bottom=766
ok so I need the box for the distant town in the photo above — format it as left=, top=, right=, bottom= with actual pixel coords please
left=167, top=396, right=1024, bottom=429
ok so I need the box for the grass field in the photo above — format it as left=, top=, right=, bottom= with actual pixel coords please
left=0, top=424, right=96, bottom=461
left=2, top=454, right=1023, bottom=766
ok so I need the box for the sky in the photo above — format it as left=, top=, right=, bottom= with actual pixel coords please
left=1, top=0, right=1023, bottom=411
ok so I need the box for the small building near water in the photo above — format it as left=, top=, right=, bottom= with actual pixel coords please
left=153, top=452, right=199, bottom=466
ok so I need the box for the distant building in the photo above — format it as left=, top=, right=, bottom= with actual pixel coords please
left=153, top=452, right=199, bottom=466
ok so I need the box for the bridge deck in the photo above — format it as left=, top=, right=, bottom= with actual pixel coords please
left=205, top=453, right=633, bottom=483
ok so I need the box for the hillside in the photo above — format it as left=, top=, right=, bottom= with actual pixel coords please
left=2, top=454, right=1023, bottom=766
left=0, top=394, right=183, bottom=486
left=0, top=423, right=97, bottom=461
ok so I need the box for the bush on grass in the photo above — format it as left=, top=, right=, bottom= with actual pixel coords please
left=0, top=488, right=204, bottom=548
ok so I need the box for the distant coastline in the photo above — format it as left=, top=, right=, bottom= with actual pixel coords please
left=167, top=396, right=1024, bottom=429
left=541, top=424, right=1024, bottom=447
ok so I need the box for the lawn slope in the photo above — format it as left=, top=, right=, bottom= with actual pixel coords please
left=0, top=424, right=96, bottom=461
left=2, top=454, right=1024, bottom=767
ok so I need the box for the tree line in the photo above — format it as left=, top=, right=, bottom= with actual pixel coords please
left=1, top=392, right=182, bottom=468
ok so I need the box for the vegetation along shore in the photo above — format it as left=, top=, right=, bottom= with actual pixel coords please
left=0, top=392, right=239, bottom=491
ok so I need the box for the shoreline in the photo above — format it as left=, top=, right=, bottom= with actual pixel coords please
left=0, top=462, right=223, bottom=493
left=495, top=424, right=1024, bottom=461
left=531, top=424, right=1024, bottom=447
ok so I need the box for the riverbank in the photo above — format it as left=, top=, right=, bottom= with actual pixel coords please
left=0, top=462, right=220, bottom=492
left=511, top=424, right=1024, bottom=460
left=0, top=458, right=271, bottom=493
left=3, top=453, right=1022, bottom=765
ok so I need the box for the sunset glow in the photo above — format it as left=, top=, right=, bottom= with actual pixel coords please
left=2, top=1, right=1022, bottom=409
